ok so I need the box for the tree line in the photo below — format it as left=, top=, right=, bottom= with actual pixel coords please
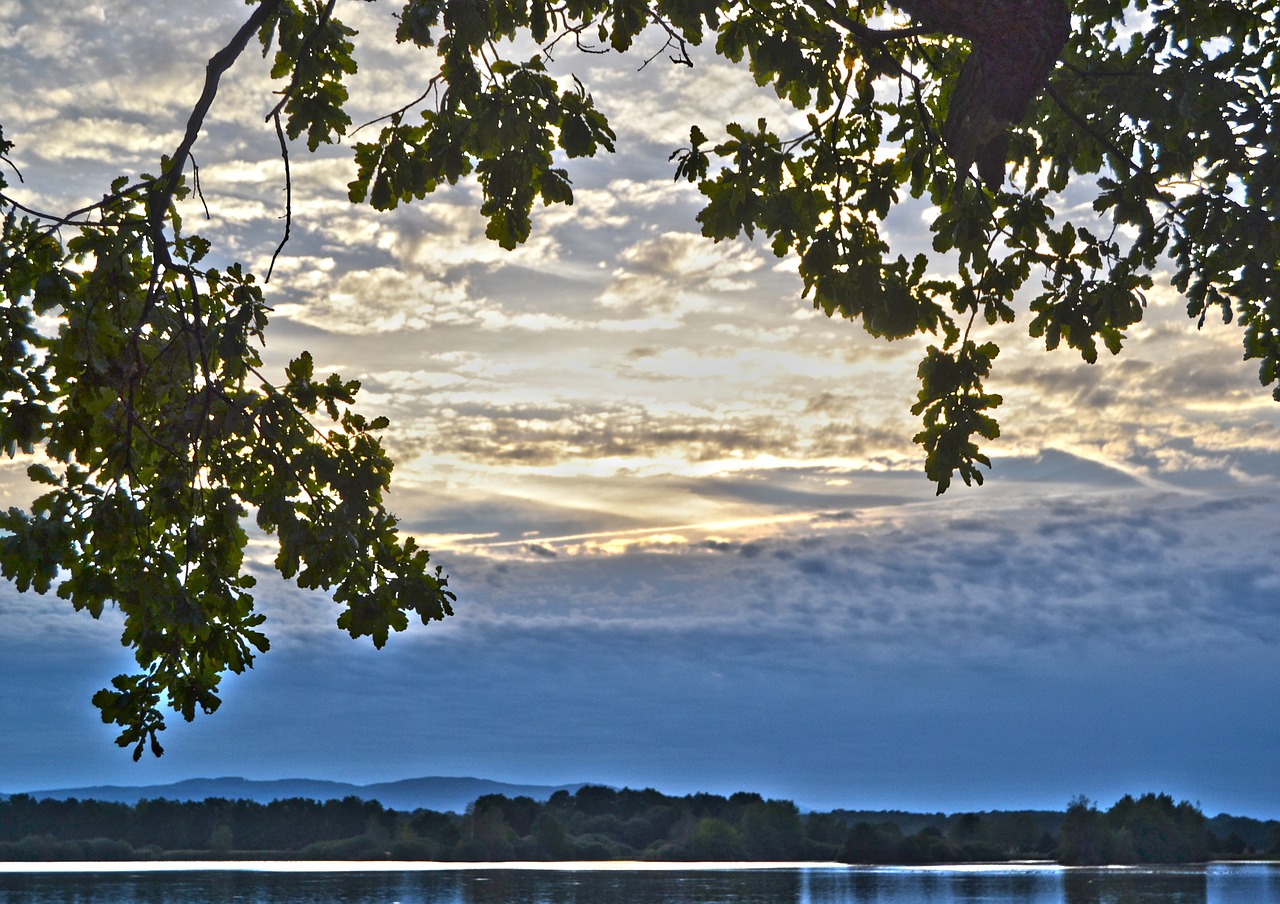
left=1, top=787, right=1276, bottom=864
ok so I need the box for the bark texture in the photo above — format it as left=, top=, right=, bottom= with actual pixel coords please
left=895, top=0, right=1071, bottom=188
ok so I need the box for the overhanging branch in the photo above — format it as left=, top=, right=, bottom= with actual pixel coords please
left=146, top=0, right=286, bottom=266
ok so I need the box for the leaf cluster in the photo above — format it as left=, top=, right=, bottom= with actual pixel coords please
left=243, top=0, right=1278, bottom=488
left=0, top=173, right=453, bottom=759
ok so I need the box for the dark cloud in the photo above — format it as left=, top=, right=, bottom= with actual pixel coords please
left=793, top=556, right=832, bottom=577
left=688, top=474, right=922, bottom=510
left=414, top=487, right=1280, bottom=663
left=422, top=403, right=819, bottom=465
left=816, top=510, right=858, bottom=522
left=988, top=448, right=1139, bottom=487
left=1002, top=358, right=1136, bottom=409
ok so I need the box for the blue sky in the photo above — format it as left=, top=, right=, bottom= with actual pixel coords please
left=1, top=0, right=1278, bottom=818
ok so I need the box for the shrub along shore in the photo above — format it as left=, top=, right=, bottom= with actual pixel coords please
left=1, top=787, right=1276, bottom=864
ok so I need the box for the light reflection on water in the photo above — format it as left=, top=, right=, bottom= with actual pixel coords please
left=0, top=862, right=1277, bottom=904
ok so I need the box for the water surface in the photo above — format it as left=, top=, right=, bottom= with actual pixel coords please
left=0, top=861, right=1277, bottom=903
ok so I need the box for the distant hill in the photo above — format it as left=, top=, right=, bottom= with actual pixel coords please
left=9, top=776, right=592, bottom=812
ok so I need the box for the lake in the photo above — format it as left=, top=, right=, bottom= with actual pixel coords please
left=0, top=862, right=1278, bottom=903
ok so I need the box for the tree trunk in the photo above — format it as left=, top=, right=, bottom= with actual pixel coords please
left=895, top=0, right=1071, bottom=188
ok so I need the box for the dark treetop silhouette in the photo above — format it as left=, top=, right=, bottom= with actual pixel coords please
left=1, top=786, right=1276, bottom=863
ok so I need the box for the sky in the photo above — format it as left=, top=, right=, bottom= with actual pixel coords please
left=1, top=0, right=1278, bottom=819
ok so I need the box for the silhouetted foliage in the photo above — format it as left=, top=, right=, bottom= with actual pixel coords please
left=1205, top=812, right=1277, bottom=857
left=1060, top=793, right=1222, bottom=865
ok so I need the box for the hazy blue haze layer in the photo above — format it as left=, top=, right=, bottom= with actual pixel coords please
left=1, top=864, right=1278, bottom=903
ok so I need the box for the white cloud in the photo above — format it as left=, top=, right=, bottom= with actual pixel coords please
left=589, top=58, right=810, bottom=148
left=273, top=266, right=477, bottom=334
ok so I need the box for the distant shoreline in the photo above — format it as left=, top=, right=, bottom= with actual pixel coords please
left=3, top=859, right=1279, bottom=874
left=3, top=787, right=1277, bottom=866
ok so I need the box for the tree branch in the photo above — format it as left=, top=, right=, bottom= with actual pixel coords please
left=146, top=0, right=285, bottom=266
left=266, top=111, right=292, bottom=282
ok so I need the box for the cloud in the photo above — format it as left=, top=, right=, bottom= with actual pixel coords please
left=535, top=178, right=703, bottom=232
left=595, top=231, right=765, bottom=315
left=587, top=57, right=810, bottom=149
left=273, top=266, right=476, bottom=334
left=426, top=484, right=1280, bottom=664
left=423, top=401, right=779, bottom=465
left=398, top=396, right=916, bottom=472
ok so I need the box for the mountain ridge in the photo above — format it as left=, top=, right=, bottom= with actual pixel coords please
left=3, top=775, right=592, bottom=813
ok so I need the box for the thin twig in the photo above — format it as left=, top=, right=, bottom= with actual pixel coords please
left=542, top=20, right=610, bottom=57
left=1045, top=82, right=1140, bottom=178
left=1045, top=80, right=1181, bottom=222
left=352, top=81, right=439, bottom=136
left=0, top=152, right=23, bottom=183
left=1, top=183, right=152, bottom=230
left=266, top=111, right=292, bottom=282
left=639, top=10, right=693, bottom=70
left=180, top=274, right=215, bottom=484
left=190, top=157, right=211, bottom=219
